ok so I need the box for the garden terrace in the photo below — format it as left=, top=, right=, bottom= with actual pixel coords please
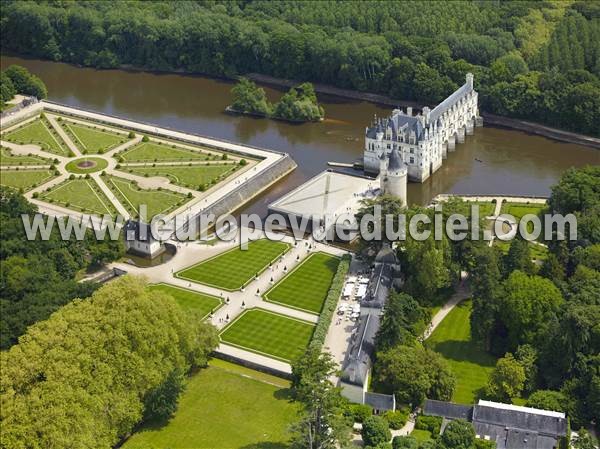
left=0, top=147, right=51, bottom=166
left=59, top=118, right=130, bottom=154
left=1, top=169, right=55, bottom=192
left=176, top=239, right=290, bottom=291
left=148, top=283, right=222, bottom=318
left=40, top=177, right=117, bottom=216
left=120, top=162, right=238, bottom=189
left=2, top=116, right=68, bottom=155
left=104, top=175, right=190, bottom=218
left=219, top=308, right=315, bottom=362
left=117, top=141, right=213, bottom=162
left=264, top=252, right=340, bottom=314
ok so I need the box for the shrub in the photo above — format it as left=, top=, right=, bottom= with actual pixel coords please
left=69, top=174, right=75, bottom=180
left=239, top=159, right=247, bottom=166
left=54, top=170, right=60, bottom=176
left=362, top=416, right=391, bottom=448
left=128, top=131, right=135, bottom=138
left=85, top=174, right=90, bottom=179
left=308, top=254, right=350, bottom=349
left=221, top=153, right=228, bottom=160
left=32, top=192, right=39, bottom=199
left=187, top=192, right=192, bottom=199
left=101, top=171, right=106, bottom=177
left=392, top=436, right=418, bottom=449
left=344, top=403, right=373, bottom=423
left=142, top=135, right=149, bottom=142
left=383, top=408, right=409, bottom=430
left=415, top=415, right=442, bottom=435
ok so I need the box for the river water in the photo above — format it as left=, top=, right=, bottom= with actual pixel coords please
left=2, top=55, right=598, bottom=215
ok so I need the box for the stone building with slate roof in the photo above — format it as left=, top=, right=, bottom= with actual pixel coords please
left=364, top=73, right=481, bottom=182
left=424, top=399, right=568, bottom=449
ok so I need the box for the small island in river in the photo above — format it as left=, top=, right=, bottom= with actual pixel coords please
left=226, top=77, right=324, bottom=123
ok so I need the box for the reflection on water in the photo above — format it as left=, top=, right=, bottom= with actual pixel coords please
left=2, top=55, right=598, bottom=217
left=124, top=243, right=177, bottom=268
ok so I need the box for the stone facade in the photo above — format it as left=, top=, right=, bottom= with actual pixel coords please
left=364, top=73, right=481, bottom=182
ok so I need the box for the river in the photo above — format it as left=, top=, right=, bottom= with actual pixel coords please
left=2, top=55, right=598, bottom=215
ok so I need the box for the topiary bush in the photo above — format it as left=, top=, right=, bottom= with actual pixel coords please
left=415, top=415, right=442, bottom=436
left=383, top=408, right=409, bottom=430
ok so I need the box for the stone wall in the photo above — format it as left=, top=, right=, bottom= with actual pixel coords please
left=211, top=351, right=292, bottom=380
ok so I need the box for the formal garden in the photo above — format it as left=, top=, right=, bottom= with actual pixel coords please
left=38, top=177, right=117, bottom=215
left=0, top=109, right=254, bottom=222
left=0, top=168, right=56, bottom=191
left=264, top=251, right=340, bottom=314
left=59, top=118, right=129, bottom=153
left=147, top=283, right=222, bottom=319
left=219, top=308, right=315, bottom=362
left=176, top=239, right=290, bottom=291
left=2, top=116, right=69, bottom=155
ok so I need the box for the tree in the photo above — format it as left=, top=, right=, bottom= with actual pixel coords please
left=504, top=238, right=535, bottom=275
left=525, top=390, right=566, bottom=412
left=3, top=64, right=47, bottom=99
left=515, top=344, right=538, bottom=394
left=290, top=347, right=351, bottom=449
left=373, top=345, right=455, bottom=406
left=441, top=419, right=476, bottom=449
left=392, top=436, right=418, bottom=449
left=0, top=71, right=16, bottom=103
left=486, top=353, right=526, bottom=402
left=376, top=291, right=429, bottom=351
left=573, top=429, right=599, bottom=449
left=0, top=276, right=218, bottom=449
left=143, top=368, right=186, bottom=422
left=500, top=271, right=563, bottom=349
left=362, top=416, right=391, bottom=447
left=230, top=77, right=271, bottom=116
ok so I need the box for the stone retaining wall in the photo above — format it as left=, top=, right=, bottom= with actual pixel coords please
left=211, top=350, right=292, bottom=380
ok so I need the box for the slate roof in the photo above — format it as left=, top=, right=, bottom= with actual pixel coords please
left=366, top=114, right=424, bottom=141
left=429, top=81, right=473, bottom=124
left=424, top=399, right=473, bottom=421
left=387, top=147, right=404, bottom=171
left=365, top=392, right=396, bottom=411
left=423, top=399, right=567, bottom=449
left=340, top=313, right=380, bottom=386
left=361, top=262, right=393, bottom=309
left=124, top=220, right=159, bottom=243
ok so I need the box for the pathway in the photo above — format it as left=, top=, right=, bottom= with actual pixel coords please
left=46, top=115, right=81, bottom=157
left=92, top=174, right=131, bottom=219
left=423, top=274, right=470, bottom=340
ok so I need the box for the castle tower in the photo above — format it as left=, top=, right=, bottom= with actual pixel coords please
left=379, top=151, right=387, bottom=191
left=384, top=147, right=407, bottom=207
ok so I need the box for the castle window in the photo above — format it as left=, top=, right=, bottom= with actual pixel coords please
left=410, top=157, right=414, bottom=164
left=387, top=144, right=391, bottom=149
left=410, top=148, right=414, bottom=154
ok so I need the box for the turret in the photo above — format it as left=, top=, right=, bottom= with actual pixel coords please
left=384, top=147, right=407, bottom=207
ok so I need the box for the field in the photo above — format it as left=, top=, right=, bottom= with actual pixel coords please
left=0, top=169, right=55, bottom=191
left=62, top=121, right=126, bottom=153
left=122, top=360, right=297, bottom=449
left=3, top=118, right=68, bottom=155
left=220, top=309, right=314, bottom=362
left=501, top=202, right=547, bottom=220
left=104, top=175, right=188, bottom=218
left=0, top=147, right=50, bottom=166
left=426, top=300, right=496, bottom=404
left=264, top=252, right=340, bottom=314
left=411, top=429, right=433, bottom=442
left=148, top=283, right=221, bottom=318
left=41, top=178, right=116, bottom=215
left=119, top=141, right=211, bottom=162
left=123, top=163, right=237, bottom=188
left=177, top=239, right=290, bottom=291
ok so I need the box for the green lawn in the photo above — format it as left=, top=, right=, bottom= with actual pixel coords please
left=122, top=163, right=237, bottom=188
left=122, top=361, right=297, bottom=449
left=220, top=308, right=314, bottom=362
left=0, top=169, right=55, bottom=191
left=0, top=147, right=50, bottom=166
left=41, top=178, right=116, bottom=215
left=104, top=175, right=189, bottom=218
left=177, top=239, right=290, bottom=291
left=63, top=121, right=126, bottom=154
left=264, top=252, right=340, bottom=314
left=426, top=300, right=496, bottom=404
left=119, top=141, right=211, bottom=162
left=470, top=201, right=496, bottom=217
left=3, top=118, right=68, bottom=155
left=148, top=283, right=221, bottom=318
left=501, top=202, right=547, bottom=220
left=65, top=157, right=109, bottom=174
left=410, top=429, right=433, bottom=442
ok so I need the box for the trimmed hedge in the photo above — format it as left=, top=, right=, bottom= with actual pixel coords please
left=308, top=254, right=351, bottom=350
left=415, top=415, right=442, bottom=435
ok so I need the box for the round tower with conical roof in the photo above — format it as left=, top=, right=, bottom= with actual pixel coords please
left=383, top=147, right=407, bottom=206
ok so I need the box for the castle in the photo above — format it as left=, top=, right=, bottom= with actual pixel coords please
left=364, top=73, right=481, bottom=183
left=378, top=146, right=407, bottom=206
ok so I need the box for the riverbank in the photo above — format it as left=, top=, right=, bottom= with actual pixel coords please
left=224, top=105, right=323, bottom=124
left=247, top=73, right=600, bottom=150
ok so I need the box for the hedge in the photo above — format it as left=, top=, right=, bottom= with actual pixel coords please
left=308, top=254, right=351, bottom=350
left=414, top=415, right=442, bottom=435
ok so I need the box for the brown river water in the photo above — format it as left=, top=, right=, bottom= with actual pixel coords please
left=2, top=55, right=599, bottom=216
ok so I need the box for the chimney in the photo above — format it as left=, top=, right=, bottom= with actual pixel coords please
left=466, top=73, right=474, bottom=88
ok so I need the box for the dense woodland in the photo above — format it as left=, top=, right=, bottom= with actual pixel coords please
left=1, top=1, right=599, bottom=135
left=351, top=165, right=600, bottom=447
left=0, top=65, right=47, bottom=108
left=0, top=187, right=123, bottom=348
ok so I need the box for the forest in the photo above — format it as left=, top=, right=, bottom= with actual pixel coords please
left=1, top=1, right=599, bottom=135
